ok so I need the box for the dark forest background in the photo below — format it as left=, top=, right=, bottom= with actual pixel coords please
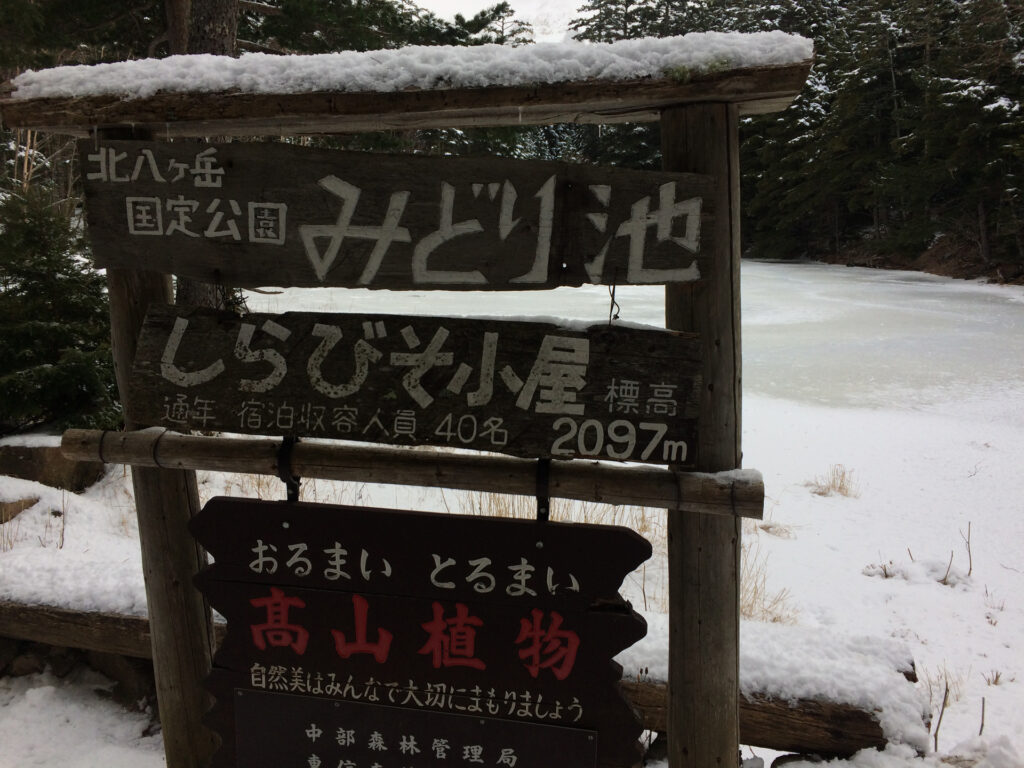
left=0, top=0, right=1022, bottom=432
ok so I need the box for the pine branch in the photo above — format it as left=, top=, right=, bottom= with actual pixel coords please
left=237, top=39, right=285, bottom=54
left=240, top=1, right=284, bottom=15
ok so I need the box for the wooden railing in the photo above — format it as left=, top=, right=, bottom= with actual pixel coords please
left=0, top=598, right=913, bottom=758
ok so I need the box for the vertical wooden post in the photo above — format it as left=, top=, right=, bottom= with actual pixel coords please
left=98, top=128, right=218, bottom=768
left=661, top=103, right=743, bottom=767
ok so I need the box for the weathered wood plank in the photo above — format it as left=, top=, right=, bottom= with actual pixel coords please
left=60, top=429, right=766, bottom=519
left=0, top=600, right=902, bottom=758
left=619, top=681, right=889, bottom=758
left=0, top=63, right=813, bottom=137
left=193, top=498, right=650, bottom=768
left=220, top=688, right=607, bottom=768
left=662, top=103, right=744, bottom=767
left=192, top=498, right=652, bottom=607
left=130, top=305, right=702, bottom=464
left=106, top=268, right=219, bottom=768
left=97, top=123, right=217, bottom=768
left=79, top=141, right=714, bottom=290
left=0, top=600, right=156, bottom=658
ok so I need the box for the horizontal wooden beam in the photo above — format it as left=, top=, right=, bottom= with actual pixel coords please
left=0, top=599, right=896, bottom=757
left=61, top=429, right=764, bottom=519
left=0, top=600, right=157, bottom=659
left=619, top=680, right=889, bottom=758
left=0, top=62, right=811, bottom=137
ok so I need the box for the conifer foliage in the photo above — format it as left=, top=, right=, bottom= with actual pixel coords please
left=566, top=0, right=1024, bottom=267
left=0, top=189, right=119, bottom=434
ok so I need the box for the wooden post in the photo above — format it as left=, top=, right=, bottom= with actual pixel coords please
left=661, top=103, right=743, bottom=767
left=99, top=128, right=218, bottom=768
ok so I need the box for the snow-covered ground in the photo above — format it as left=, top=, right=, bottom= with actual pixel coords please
left=2, top=261, right=1023, bottom=767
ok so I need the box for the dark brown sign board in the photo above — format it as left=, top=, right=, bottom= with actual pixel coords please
left=78, top=140, right=715, bottom=290
left=191, top=498, right=651, bottom=768
left=232, top=691, right=599, bottom=768
left=131, top=305, right=701, bottom=465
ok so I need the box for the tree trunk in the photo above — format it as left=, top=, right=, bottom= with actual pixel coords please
left=978, top=199, right=992, bottom=263
left=175, top=0, right=239, bottom=308
left=175, top=279, right=229, bottom=308
left=833, top=199, right=841, bottom=254
left=188, top=0, right=239, bottom=56
left=165, top=0, right=192, bottom=54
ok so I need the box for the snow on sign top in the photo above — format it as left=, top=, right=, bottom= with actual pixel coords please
left=9, top=32, right=812, bottom=100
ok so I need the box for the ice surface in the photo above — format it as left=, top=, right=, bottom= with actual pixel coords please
left=743, top=261, right=1024, bottom=410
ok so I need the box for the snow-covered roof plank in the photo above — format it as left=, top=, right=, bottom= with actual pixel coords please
left=0, top=34, right=813, bottom=137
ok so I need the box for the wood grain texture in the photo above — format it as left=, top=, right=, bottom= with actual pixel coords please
left=191, top=498, right=652, bottom=606
left=107, top=268, right=219, bottom=768
left=0, top=601, right=917, bottom=758
left=0, top=600, right=156, bottom=658
left=201, top=586, right=645, bottom=768
left=101, top=124, right=218, bottom=768
left=79, top=141, right=714, bottom=290
left=191, top=499, right=649, bottom=768
left=662, top=103, right=743, bottom=768
left=619, top=681, right=893, bottom=758
left=129, top=305, right=702, bottom=464
left=0, top=62, right=812, bottom=137
left=60, top=429, right=766, bottom=519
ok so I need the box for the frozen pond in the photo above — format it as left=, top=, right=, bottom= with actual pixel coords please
left=743, top=261, right=1024, bottom=411
left=249, top=260, right=1024, bottom=414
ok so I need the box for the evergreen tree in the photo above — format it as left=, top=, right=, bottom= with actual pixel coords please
left=0, top=0, right=165, bottom=70
left=737, top=0, right=848, bottom=256
left=0, top=189, right=119, bottom=434
left=237, top=0, right=527, bottom=53
left=475, top=2, right=534, bottom=46
left=570, top=0, right=647, bottom=42
left=923, top=0, right=1024, bottom=262
left=563, top=0, right=1024, bottom=266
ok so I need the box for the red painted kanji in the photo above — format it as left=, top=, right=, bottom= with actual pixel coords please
left=418, top=601, right=486, bottom=670
left=331, top=594, right=393, bottom=663
left=249, top=587, right=309, bottom=655
left=515, top=609, right=580, bottom=681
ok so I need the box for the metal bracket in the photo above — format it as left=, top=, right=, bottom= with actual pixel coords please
left=277, top=436, right=301, bottom=502
left=536, top=458, right=551, bottom=523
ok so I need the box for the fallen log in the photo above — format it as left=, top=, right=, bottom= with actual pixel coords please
left=1, top=599, right=906, bottom=758
left=621, top=680, right=888, bottom=757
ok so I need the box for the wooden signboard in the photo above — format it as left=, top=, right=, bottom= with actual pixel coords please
left=131, top=305, right=702, bottom=465
left=191, top=498, right=651, bottom=768
left=78, top=140, right=715, bottom=290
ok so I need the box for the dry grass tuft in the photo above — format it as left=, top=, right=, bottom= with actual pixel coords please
left=1, top=498, right=37, bottom=551
left=982, top=669, right=1003, bottom=686
left=1, top=516, right=22, bottom=552
left=454, top=491, right=667, bottom=552
left=922, top=662, right=969, bottom=708
left=212, top=473, right=367, bottom=507
left=740, top=537, right=797, bottom=624
left=808, top=464, right=860, bottom=498
left=221, top=472, right=285, bottom=501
